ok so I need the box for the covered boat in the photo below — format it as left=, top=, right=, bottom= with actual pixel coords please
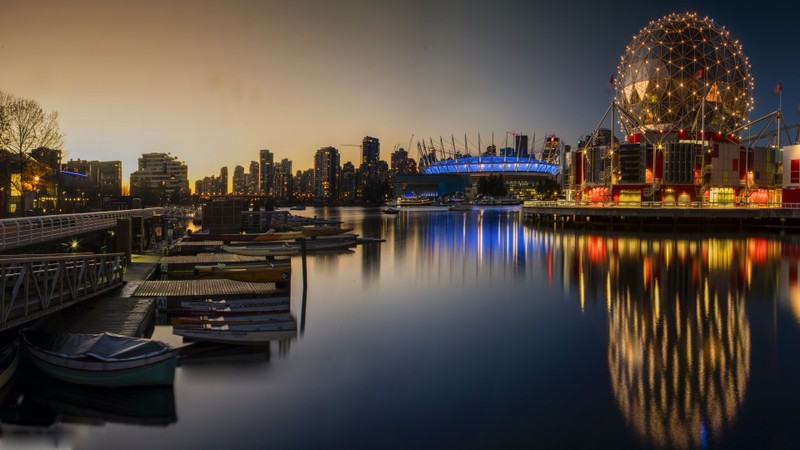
left=21, top=330, right=178, bottom=387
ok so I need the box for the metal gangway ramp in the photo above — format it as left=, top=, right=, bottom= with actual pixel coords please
left=0, top=253, right=125, bottom=331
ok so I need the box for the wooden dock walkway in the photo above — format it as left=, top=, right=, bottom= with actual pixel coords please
left=133, top=279, right=288, bottom=310
left=160, top=253, right=269, bottom=273
left=31, top=297, right=156, bottom=338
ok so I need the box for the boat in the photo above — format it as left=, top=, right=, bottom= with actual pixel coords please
left=193, top=262, right=291, bottom=283
left=185, top=230, right=302, bottom=242
left=222, top=236, right=357, bottom=257
left=290, top=205, right=306, bottom=211
left=397, top=197, right=435, bottom=206
left=0, top=340, right=20, bottom=390
left=181, top=297, right=290, bottom=310
left=384, top=207, right=400, bottom=214
left=20, top=330, right=178, bottom=387
left=171, top=313, right=293, bottom=326
left=173, top=321, right=298, bottom=345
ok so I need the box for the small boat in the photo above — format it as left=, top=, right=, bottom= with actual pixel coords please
left=181, top=297, right=290, bottom=310
left=384, top=207, right=400, bottom=214
left=222, top=236, right=357, bottom=257
left=185, top=230, right=302, bottom=242
left=0, top=340, right=20, bottom=390
left=21, top=330, right=178, bottom=387
left=290, top=205, right=306, bottom=210
left=171, top=313, right=293, bottom=326
left=173, top=321, right=298, bottom=345
left=194, top=262, right=291, bottom=283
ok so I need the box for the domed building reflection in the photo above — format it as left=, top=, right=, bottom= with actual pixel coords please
left=565, top=234, right=762, bottom=448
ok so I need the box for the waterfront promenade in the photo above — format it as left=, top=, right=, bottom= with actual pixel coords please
left=522, top=200, right=800, bottom=229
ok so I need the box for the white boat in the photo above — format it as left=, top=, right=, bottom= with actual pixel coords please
left=173, top=321, right=298, bottom=345
left=448, top=203, right=473, bottom=211
left=172, top=313, right=294, bottom=326
left=397, top=197, right=435, bottom=206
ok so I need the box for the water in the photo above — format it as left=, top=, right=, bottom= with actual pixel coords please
left=4, top=206, right=800, bottom=449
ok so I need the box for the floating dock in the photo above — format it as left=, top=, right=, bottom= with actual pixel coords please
left=31, top=297, right=156, bottom=338
left=133, top=279, right=288, bottom=310
left=160, top=253, right=273, bottom=273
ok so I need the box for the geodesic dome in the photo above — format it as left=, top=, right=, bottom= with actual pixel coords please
left=615, top=12, right=754, bottom=136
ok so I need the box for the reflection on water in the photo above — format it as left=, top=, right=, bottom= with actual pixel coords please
left=579, top=236, right=754, bottom=448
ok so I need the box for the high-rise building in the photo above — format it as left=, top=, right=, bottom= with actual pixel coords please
left=314, top=147, right=340, bottom=203
left=340, top=161, right=356, bottom=203
left=248, top=161, right=259, bottom=195
left=232, top=165, right=246, bottom=194
left=358, top=136, right=380, bottom=201
left=274, top=158, right=293, bottom=201
left=515, top=135, right=529, bottom=158
left=129, top=152, right=189, bottom=203
left=259, top=149, right=274, bottom=195
left=62, top=159, right=123, bottom=197
left=219, top=167, right=228, bottom=195
left=390, top=148, right=417, bottom=176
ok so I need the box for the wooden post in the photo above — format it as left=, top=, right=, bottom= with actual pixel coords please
left=300, top=238, right=308, bottom=334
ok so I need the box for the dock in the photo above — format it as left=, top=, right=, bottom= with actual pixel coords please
left=30, top=253, right=162, bottom=338
left=133, top=279, right=288, bottom=310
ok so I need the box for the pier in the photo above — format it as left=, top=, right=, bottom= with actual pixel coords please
left=522, top=201, right=800, bottom=230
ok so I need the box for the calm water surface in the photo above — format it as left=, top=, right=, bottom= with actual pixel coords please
left=4, top=206, right=800, bottom=449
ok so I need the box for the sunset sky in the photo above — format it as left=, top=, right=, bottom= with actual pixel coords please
left=1, top=0, right=797, bottom=187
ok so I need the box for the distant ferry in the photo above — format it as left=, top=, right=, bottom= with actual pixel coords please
left=397, top=197, right=435, bottom=207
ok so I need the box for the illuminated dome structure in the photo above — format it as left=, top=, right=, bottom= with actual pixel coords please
left=615, top=12, right=754, bottom=135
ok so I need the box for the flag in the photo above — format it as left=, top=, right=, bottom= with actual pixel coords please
left=693, top=69, right=705, bottom=80
left=773, top=82, right=783, bottom=95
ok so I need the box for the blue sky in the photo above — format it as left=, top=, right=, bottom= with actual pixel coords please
left=1, top=0, right=796, bottom=186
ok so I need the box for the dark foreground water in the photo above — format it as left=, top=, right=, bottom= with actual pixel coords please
left=3, top=206, right=800, bottom=449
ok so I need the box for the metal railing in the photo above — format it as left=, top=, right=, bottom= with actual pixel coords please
left=0, top=208, right=164, bottom=252
left=523, top=200, right=800, bottom=209
left=0, top=252, right=125, bottom=330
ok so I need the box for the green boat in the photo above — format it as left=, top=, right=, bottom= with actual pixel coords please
left=21, top=330, right=178, bottom=387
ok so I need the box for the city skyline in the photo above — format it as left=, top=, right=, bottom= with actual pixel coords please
left=1, top=0, right=797, bottom=186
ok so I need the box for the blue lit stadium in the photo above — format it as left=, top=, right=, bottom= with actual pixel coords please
left=420, top=155, right=560, bottom=176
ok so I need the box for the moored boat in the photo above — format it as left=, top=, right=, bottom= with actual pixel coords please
left=173, top=321, right=298, bottom=345
left=384, top=207, right=400, bottom=214
left=171, top=313, right=293, bottom=326
left=194, top=262, right=291, bottom=283
left=473, top=196, right=523, bottom=206
left=222, top=236, right=357, bottom=257
left=181, top=297, right=290, bottom=310
left=21, top=330, right=178, bottom=387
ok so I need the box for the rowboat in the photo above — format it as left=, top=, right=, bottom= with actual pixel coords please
left=171, top=312, right=294, bottom=326
left=173, top=321, right=298, bottom=345
left=0, top=340, right=20, bottom=390
left=194, top=262, right=291, bottom=283
left=222, top=236, right=357, bottom=257
left=181, top=297, right=290, bottom=310
left=21, top=330, right=178, bottom=387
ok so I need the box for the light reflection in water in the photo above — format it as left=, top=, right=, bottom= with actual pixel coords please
left=573, top=233, right=753, bottom=449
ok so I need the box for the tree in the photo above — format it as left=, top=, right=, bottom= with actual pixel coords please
left=0, top=91, right=64, bottom=212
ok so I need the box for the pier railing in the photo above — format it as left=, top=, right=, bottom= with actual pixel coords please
left=523, top=200, right=800, bottom=209
left=0, top=252, right=125, bottom=330
left=0, top=208, right=164, bottom=252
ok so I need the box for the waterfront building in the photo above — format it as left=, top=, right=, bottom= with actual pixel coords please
left=259, top=149, right=274, bottom=196
left=274, top=158, right=293, bottom=202
left=130, top=152, right=189, bottom=204
left=390, top=148, right=417, bottom=176
left=63, top=158, right=123, bottom=197
left=314, top=146, right=340, bottom=204
left=571, top=12, right=784, bottom=206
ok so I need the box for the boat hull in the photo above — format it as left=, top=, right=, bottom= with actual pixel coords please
left=174, top=322, right=298, bottom=345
